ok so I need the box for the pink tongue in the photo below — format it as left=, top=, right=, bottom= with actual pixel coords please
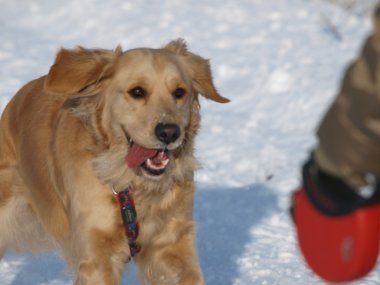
left=126, top=144, right=158, bottom=168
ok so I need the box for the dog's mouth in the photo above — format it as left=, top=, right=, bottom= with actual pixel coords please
left=126, top=142, right=170, bottom=177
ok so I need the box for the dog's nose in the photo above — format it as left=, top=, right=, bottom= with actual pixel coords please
left=155, top=123, right=181, bottom=145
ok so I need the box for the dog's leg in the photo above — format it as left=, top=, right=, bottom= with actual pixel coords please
left=0, top=227, right=6, bottom=260
left=0, top=249, right=4, bottom=260
left=72, top=217, right=129, bottom=285
left=0, top=167, right=13, bottom=258
left=137, top=222, right=204, bottom=285
left=68, top=182, right=129, bottom=285
left=0, top=167, right=58, bottom=255
left=0, top=243, right=5, bottom=260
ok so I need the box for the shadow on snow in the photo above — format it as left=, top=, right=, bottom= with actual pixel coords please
left=195, top=183, right=278, bottom=285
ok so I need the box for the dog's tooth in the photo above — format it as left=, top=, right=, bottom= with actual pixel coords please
left=145, top=158, right=169, bottom=171
left=147, top=159, right=158, bottom=170
left=162, top=159, right=169, bottom=167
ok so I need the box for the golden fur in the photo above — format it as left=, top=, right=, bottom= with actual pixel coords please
left=0, top=39, right=229, bottom=285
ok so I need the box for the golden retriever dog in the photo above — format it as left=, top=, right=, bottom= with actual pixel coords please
left=0, top=39, right=229, bottom=284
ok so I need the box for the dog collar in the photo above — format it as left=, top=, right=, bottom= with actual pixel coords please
left=114, top=188, right=141, bottom=258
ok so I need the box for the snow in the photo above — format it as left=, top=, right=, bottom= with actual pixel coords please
left=0, top=0, right=377, bottom=284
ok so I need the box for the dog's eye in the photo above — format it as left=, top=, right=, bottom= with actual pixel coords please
left=173, top=87, right=186, bottom=99
left=128, top=87, right=147, bottom=99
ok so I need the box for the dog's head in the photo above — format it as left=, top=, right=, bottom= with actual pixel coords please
left=44, top=39, right=229, bottom=186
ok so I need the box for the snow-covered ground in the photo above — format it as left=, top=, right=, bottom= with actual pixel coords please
left=0, top=0, right=377, bottom=284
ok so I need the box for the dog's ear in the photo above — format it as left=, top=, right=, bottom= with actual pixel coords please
left=185, top=53, right=230, bottom=103
left=44, top=46, right=121, bottom=94
left=164, top=39, right=189, bottom=56
left=164, top=39, right=230, bottom=103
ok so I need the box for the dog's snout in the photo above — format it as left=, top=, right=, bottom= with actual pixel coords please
left=155, top=123, right=181, bottom=145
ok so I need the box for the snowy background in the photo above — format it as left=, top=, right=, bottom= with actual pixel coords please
left=0, top=0, right=378, bottom=284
